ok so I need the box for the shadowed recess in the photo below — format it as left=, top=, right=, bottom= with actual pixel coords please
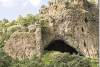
left=44, top=40, right=81, bottom=55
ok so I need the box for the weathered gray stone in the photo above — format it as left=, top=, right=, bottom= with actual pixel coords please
left=4, top=24, right=43, bottom=60
left=40, top=0, right=99, bottom=58
left=4, top=0, right=98, bottom=60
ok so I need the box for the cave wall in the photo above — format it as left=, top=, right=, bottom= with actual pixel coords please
left=40, top=0, right=99, bottom=58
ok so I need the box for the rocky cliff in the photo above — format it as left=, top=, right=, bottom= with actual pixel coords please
left=4, top=0, right=99, bottom=60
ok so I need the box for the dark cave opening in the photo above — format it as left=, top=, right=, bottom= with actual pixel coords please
left=44, top=40, right=79, bottom=55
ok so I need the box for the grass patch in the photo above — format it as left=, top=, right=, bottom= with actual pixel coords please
left=0, top=51, right=98, bottom=67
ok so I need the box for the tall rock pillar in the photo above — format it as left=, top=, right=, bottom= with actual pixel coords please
left=35, top=23, right=43, bottom=57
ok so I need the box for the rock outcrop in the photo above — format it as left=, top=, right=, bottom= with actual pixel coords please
left=4, top=24, right=43, bottom=60
left=40, top=0, right=98, bottom=58
left=4, top=0, right=98, bottom=60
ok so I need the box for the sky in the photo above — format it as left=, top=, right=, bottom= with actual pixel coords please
left=0, top=0, right=48, bottom=20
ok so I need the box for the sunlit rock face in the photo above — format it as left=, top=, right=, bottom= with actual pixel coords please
left=87, top=0, right=98, bottom=5
left=40, top=0, right=99, bottom=58
left=4, top=0, right=98, bottom=60
left=4, top=24, right=43, bottom=60
left=4, top=32, right=36, bottom=60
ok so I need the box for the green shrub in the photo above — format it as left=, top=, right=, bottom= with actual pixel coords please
left=41, top=51, right=91, bottom=67
left=9, top=57, right=43, bottom=67
left=88, top=58, right=99, bottom=67
left=0, top=49, right=12, bottom=67
left=0, top=51, right=98, bottom=67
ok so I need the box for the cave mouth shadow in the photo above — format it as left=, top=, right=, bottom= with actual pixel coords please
left=44, top=40, right=81, bottom=55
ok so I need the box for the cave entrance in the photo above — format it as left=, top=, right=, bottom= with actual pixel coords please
left=44, top=40, right=79, bottom=55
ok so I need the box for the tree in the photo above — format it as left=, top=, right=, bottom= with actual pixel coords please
left=2, top=18, right=9, bottom=23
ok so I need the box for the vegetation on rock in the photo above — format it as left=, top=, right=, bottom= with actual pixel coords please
left=0, top=0, right=99, bottom=67
left=0, top=50, right=98, bottom=67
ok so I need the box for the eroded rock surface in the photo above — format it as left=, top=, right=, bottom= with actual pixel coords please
left=40, top=0, right=99, bottom=58
left=4, top=24, right=43, bottom=60
left=4, top=0, right=98, bottom=60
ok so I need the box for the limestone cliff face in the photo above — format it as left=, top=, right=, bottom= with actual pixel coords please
left=40, top=0, right=99, bottom=58
left=4, top=0, right=98, bottom=60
